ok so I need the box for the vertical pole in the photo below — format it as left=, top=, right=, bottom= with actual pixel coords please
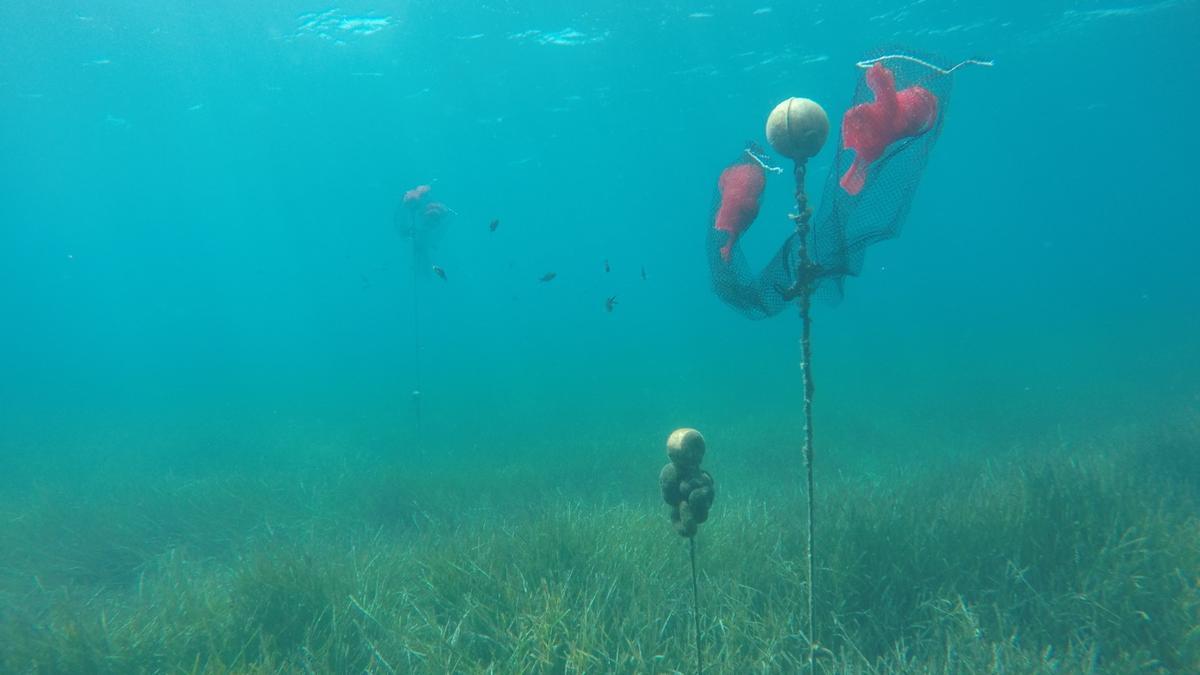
left=409, top=211, right=423, bottom=453
left=791, top=161, right=817, bottom=672
left=690, top=536, right=703, bottom=675
left=800, top=290, right=816, bottom=673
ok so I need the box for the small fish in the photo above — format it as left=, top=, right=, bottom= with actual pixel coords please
left=604, top=259, right=610, bottom=273
left=489, top=218, right=499, bottom=232
left=605, top=296, right=617, bottom=312
left=432, top=265, right=447, bottom=281
left=640, top=266, right=647, bottom=281
left=539, top=272, right=557, bottom=282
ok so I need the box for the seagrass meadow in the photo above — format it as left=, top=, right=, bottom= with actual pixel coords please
left=2, top=1, right=1199, bottom=673
left=1, top=410, right=1197, bottom=673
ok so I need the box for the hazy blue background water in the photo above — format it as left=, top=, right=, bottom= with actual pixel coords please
left=1, top=1, right=1197, bottom=478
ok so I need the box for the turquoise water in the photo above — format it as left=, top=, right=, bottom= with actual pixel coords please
left=3, top=1, right=1196, bottom=474
left=2, top=2, right=1197, bottom=465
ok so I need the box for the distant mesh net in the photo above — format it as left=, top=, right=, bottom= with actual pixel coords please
left=394, top=191, right=453, bottom=273
left=708, top=49, right=956, bottom=317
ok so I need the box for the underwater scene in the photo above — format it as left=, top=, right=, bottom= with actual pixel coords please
left=1, top=1, right=1198, bottom=673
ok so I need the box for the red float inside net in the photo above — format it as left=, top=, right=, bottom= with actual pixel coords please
left=713, top=161, right=766, bottom=262
left=839, top=63, right=938, bottom=196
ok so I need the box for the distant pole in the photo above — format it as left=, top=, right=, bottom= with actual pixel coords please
left=409, top=210, right=423, bottom=453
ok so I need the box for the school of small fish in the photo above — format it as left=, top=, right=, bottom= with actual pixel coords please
left=396, top=184, right=649, bottom=314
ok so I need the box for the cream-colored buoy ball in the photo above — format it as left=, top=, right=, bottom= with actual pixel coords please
left=765, top=97, right=830, bottom=160
left=667, top=428, right=706, bottom=467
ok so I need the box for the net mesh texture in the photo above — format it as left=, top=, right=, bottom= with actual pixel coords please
left=708, top=50, right=954, bottom=318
